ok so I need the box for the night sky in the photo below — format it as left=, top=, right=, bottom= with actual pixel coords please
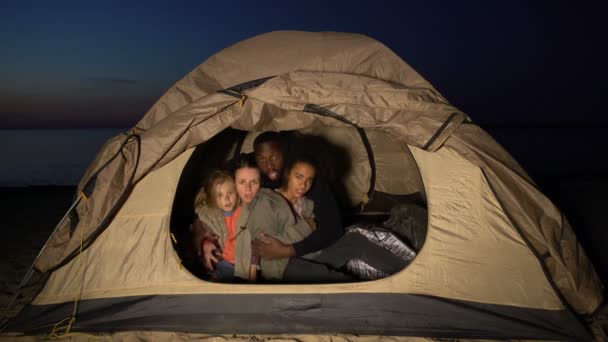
left=0, top=0, right=605, bottom=128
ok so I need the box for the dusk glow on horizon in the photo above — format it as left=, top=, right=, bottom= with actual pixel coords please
left=1, top=1, right=604, bottom=128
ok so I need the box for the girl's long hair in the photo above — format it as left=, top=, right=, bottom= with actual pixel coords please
left=194, top=170, right=235, bottom=210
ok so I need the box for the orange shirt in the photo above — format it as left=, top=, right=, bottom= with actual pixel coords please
left=222, top=206, right=242, bottom=264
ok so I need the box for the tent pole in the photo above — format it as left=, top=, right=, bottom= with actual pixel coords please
left=2, top=193, right=83, bottom=321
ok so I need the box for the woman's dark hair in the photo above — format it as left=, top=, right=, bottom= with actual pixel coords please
left=281, top=153, right=319, bottom=189
left=226, top=153, right=259, bottom=176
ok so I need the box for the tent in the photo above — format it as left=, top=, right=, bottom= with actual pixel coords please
left=4, top=31, right=603, bottom=341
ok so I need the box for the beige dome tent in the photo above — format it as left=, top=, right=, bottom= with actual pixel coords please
left=3, top=31, right=603, bottom=341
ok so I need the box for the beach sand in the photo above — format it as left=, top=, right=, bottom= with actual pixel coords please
left=0, top=186, right=76, bottom=319
left=0, top=182, right=606, bottom=341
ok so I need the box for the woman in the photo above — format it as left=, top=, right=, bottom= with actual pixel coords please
left=195, top=154, right=312, bottom=281
left=274, top=154, right=318, bottom=232
left=255, top=153, right=409, bottom=283
left=254, top=153, right=358, bottom=283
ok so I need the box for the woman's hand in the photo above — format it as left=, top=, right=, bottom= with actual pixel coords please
left=252, top=234, right=296, bottom=259
left=201, top=239, right=219, bottom=271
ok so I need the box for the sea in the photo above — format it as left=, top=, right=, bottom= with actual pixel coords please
left=0, top=126, right=606, bottom=187
left=0, top=128, right=125, bottom=187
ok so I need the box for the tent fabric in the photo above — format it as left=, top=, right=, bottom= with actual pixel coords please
left=34, top=69, right=600, bottom=312
left=11, top=30, right=603, bottom=339
left=7, top=294, right=591, bottom=341
left=445, top=124, right=604, bottom=314
left=28, top=144, right=563, bottom=310
left=35, top=70, right=466, bottom=273
left=136, top=31, right=441, bottom=130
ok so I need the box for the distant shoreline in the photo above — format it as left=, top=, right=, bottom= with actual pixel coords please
left=0, top=185, right=76, bottom=190
left=1, top=127, right=606, bottom=186
left=1, top=123, right=608, bottom=130
left=0, top=127, right=130, bottom=131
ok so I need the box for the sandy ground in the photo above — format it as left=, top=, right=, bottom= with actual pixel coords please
left=0, top=182, right=606, bottom=341
left=0, top=186, right=75, bottom=319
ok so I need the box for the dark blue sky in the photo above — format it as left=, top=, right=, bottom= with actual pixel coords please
left=1, top=0, right=604, bottom=128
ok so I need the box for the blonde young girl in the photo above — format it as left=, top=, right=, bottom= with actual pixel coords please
left=194, top=170, right=241, bottom=281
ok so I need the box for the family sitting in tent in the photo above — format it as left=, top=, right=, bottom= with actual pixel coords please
left=191, top=132, right=418, bottom=283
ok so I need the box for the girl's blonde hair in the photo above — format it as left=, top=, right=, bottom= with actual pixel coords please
left=194, top=170, right=237, bottom=210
